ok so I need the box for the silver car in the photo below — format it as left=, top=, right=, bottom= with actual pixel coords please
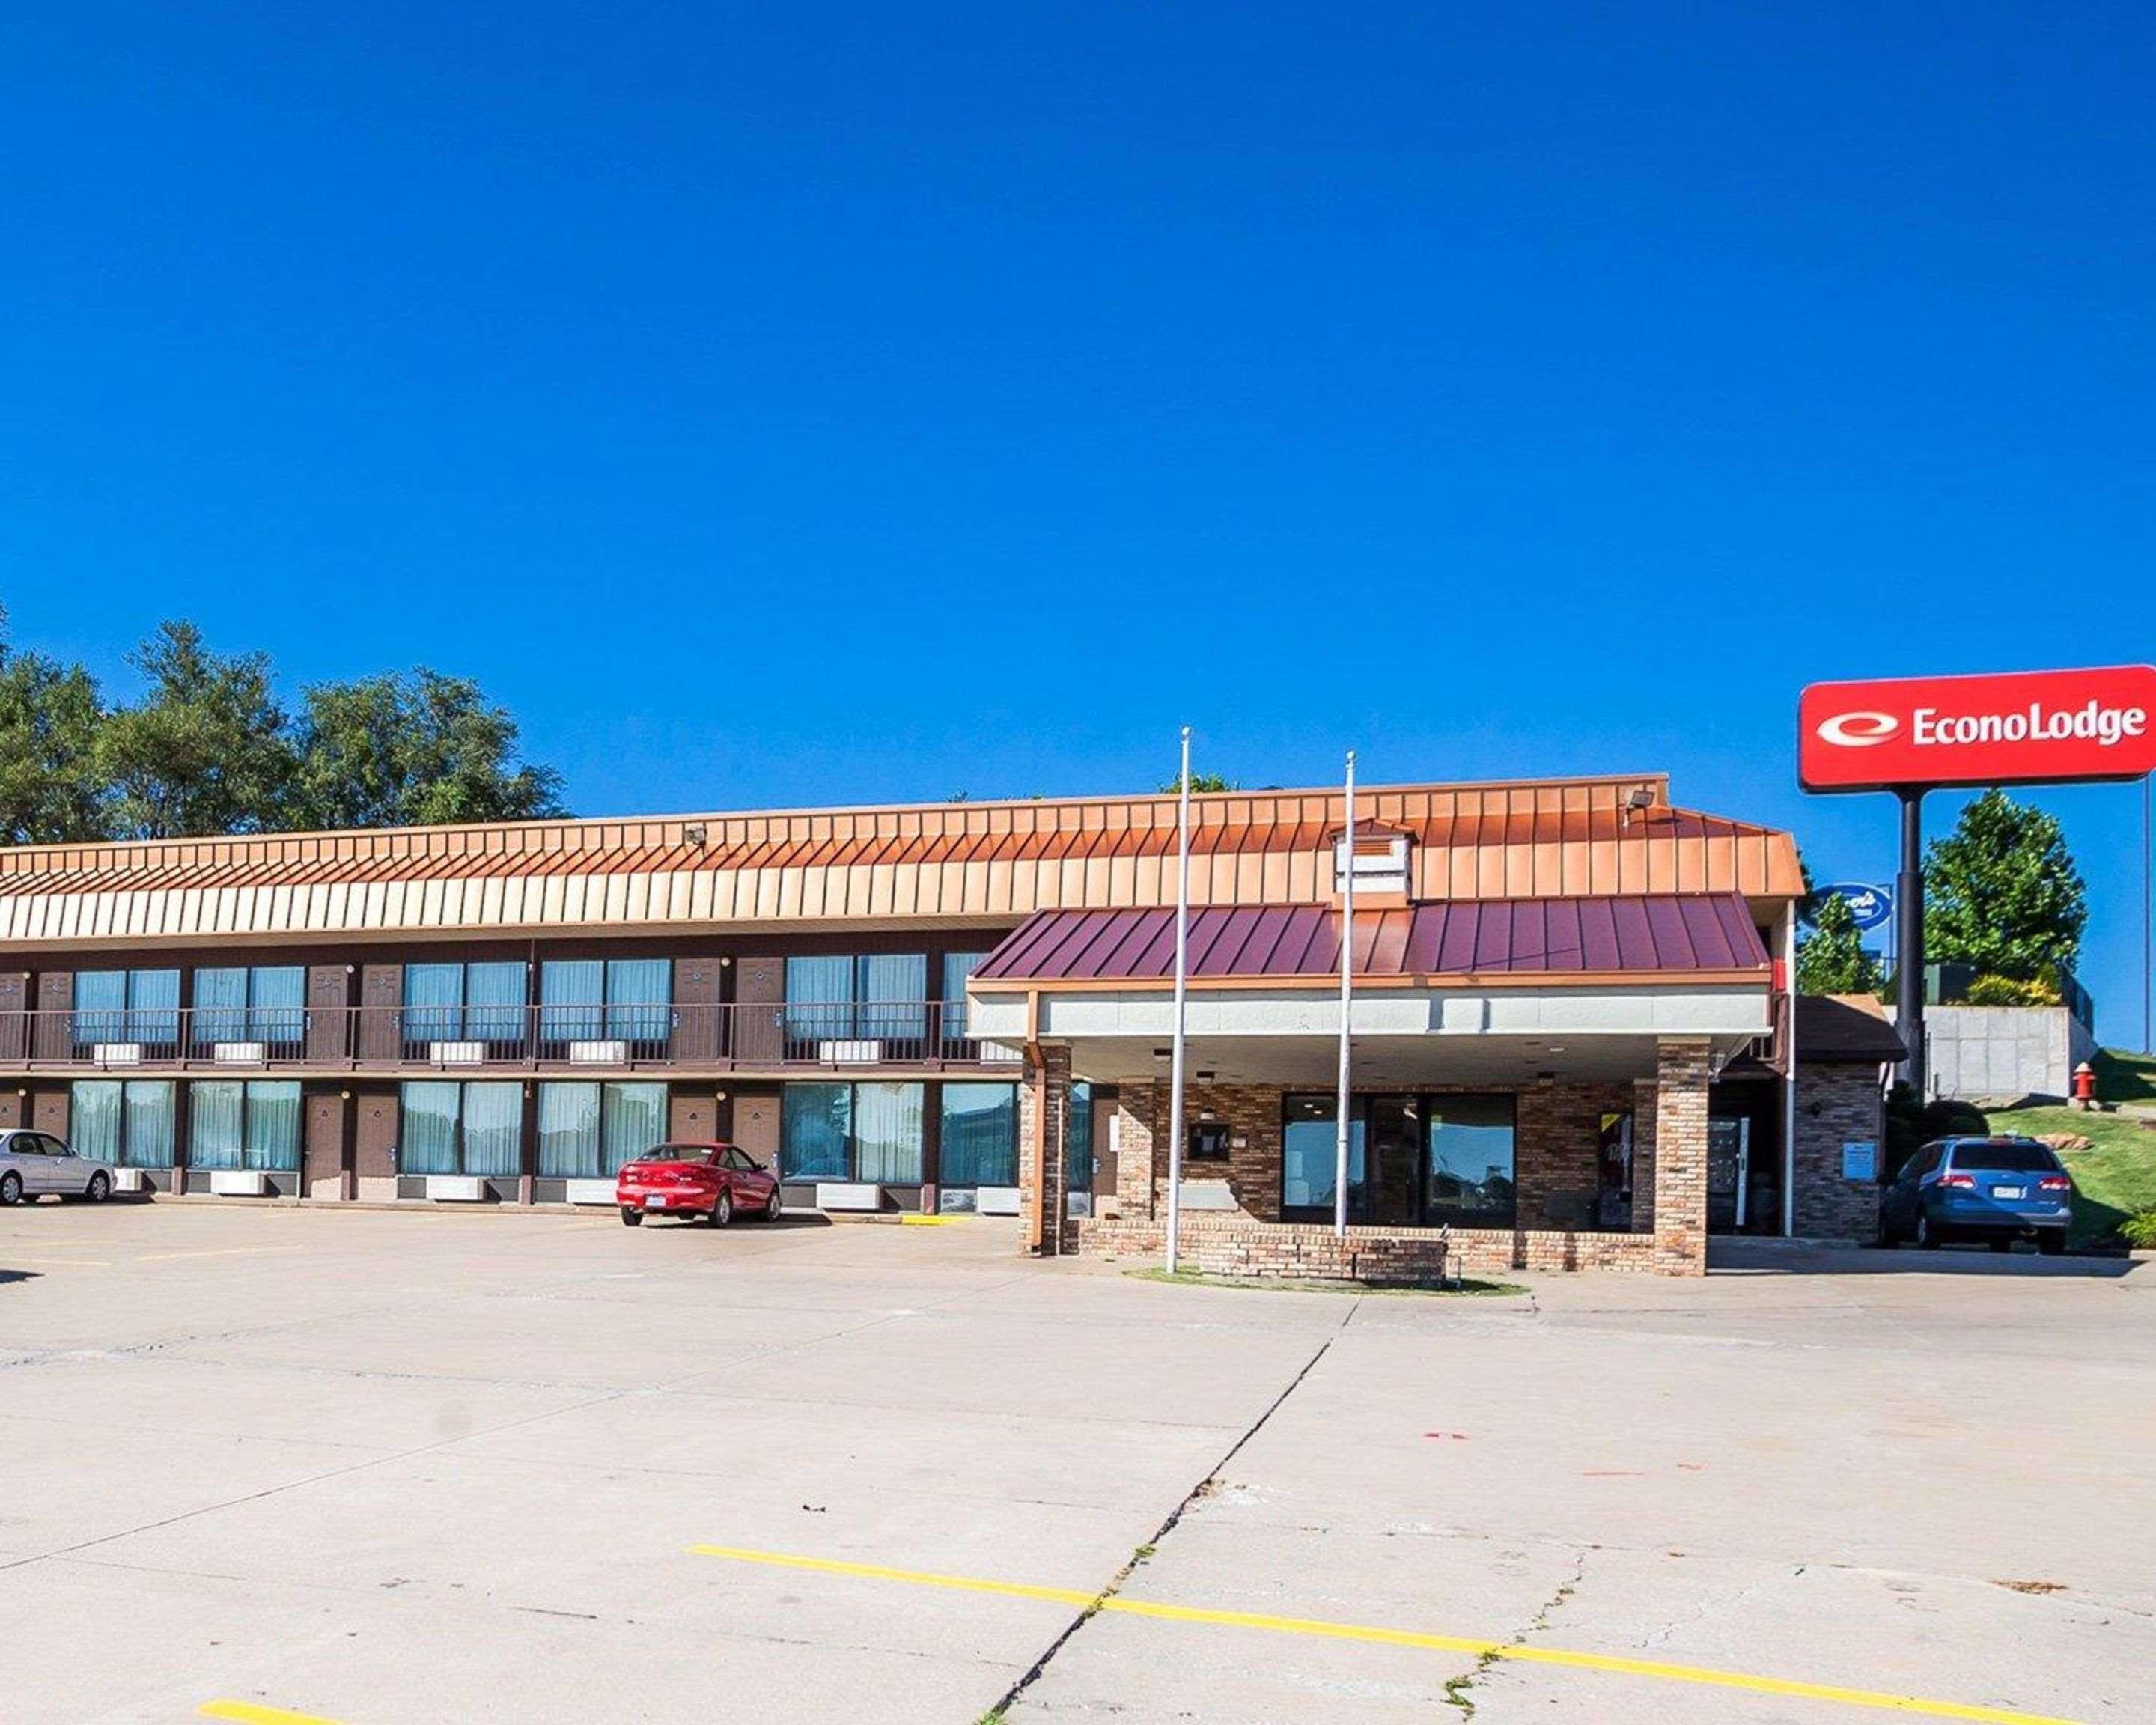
left=0, top=1128, right=115, bottom=1206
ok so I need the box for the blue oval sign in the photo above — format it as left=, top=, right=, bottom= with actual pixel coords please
left=1821, top=882, right=1893, bottom=932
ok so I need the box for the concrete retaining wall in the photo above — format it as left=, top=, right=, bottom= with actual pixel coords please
left=1927, top=1006, right=2097, bottom=1102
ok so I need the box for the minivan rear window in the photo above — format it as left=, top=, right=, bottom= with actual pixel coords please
left=1947, top=1141, right=2057, bottom=1174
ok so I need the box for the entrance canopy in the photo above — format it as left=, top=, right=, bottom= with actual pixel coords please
left=966, top=893, right=1776, bottom=1086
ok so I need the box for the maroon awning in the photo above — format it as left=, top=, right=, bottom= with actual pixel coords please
left=972, top=894, right=1771, bottom=985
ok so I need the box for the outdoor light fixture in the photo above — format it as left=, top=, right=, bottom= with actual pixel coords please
left=684, top=823, right=707, bottom=846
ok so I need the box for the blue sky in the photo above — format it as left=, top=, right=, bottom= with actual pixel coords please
left=3, top=2, right=2152, bottom=1044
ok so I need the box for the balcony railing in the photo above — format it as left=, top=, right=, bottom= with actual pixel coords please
left=0, top=1002, right=1019, bottom=1074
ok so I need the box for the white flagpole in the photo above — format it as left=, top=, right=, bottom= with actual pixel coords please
left=1334, top=749, right=1356, bottom=1238
left=1165, top=727, right=1193, bottom=1274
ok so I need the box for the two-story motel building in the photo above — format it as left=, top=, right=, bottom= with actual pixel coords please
left=0, top=773, right=1903, bottom=1275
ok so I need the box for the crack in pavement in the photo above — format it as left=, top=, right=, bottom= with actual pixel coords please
left=984, top=1297, right=1365, bottom=1720
left=1440, top=1543, right=1590, bottom=1719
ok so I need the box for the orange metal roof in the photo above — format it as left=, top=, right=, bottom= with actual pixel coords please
left=0, top=773, right=1802, bottom=943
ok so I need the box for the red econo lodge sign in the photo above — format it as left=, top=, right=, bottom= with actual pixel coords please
left=1800, top=666, right=2156, bottom=793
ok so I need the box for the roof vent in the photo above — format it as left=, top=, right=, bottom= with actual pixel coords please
left=1331, top=824, right=1412, bottom=906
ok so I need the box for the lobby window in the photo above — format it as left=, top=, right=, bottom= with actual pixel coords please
left=73, top=969, right=181, bottom=1050
left=941, top=1081, right=1019, bottom=1187
left=69, top=1080, right=177, bottom=1168
left=538, top=959, right=673, bottom=1049
left=783, top=955, right=928, bottom=1047
left=1063, top=1081, right=1094, bottom=1196
left=1279, top=1094, right=1367, bottom=1219
left=536, top=1081, right=668, bottom=1178
left=403, top=963, right=528, bottom=1045
left=779, top=1080, right=925, bottom=1184
left=1425, top=1095, right=1516, bottom=1227
left=398, top=1081, right=524, bottom=1177
left=192, top=966, right=306, bottom=1049
left=190, top=1080, right=302, bottom=1172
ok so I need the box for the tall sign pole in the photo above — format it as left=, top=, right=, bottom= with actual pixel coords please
left=1895, top=789, right=1926, bottom=1098
left=1334, top=749, right=1356, bottom=1238
left=1164, top=728, right=1193, bottom=1275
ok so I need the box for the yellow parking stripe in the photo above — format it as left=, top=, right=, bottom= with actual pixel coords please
left=686, top=1544, right=2083, bottom=1725
left=137, top=1245, right=305, bottom=1262
left=198, top=1702, right=344, bottom=1724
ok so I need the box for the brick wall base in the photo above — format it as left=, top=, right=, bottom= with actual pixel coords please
left=1077, top=1213, right=1657, bottom=1277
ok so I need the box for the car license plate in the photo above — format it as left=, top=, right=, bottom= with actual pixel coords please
left=1991, top=1186, right=2024, bottom=1200
left=645, top=1194, right=667, bottom=1209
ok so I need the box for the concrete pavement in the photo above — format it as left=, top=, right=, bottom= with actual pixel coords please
left=1, top=1203, right=2149, bottom=1724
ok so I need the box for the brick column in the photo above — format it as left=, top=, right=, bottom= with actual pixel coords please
left=1652, top=1038, right=1711, bottom=1276
left=1629, top=1078, right=1657, bottom=1234
left=1019, top=1044, right=1073, bottom=1255
left=1117, top=1082, right=1160, bottom=1218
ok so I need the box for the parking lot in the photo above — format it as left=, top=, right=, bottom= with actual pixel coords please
left=2, top=1202, right=2150, bottom=1725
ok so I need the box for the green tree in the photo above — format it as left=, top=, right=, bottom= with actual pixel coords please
left=293, top=669, right=567, bottom=830
left=1923, top=789, right=2088, bottom=980
left=1160, top=772, right=1237, bottom=794
left=0, top=608, right=111, bottom=844
left=1797, top=889, right=1885, bottom=995
left=95, top=621, right=301, bottom=838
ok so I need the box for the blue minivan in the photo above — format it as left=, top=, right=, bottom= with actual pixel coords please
left=1880, top=1137, right=2074, bottom=1254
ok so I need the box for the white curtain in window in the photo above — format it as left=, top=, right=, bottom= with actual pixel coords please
left=74, top=971, right=127, bottom=1045
left=540, top=961, right=604, bottom=1042
left=853, top=1082, right=924, bottom=1184
left=246, top=1081, right=302, bottom=1171
left=538, top=1083, right=601, bottom=1178
left=252, top=968, right=306, bottom=1047
left=462, top=1082, right=523, bottom=1177
left=403, top=965, right=463, bottom=1042
left=603, top=1082, right=668, bottom=1172
left=399, top=1082, right=460, bottom=1175
left=124, top=1083, right=176, bottom=1169
left=193, top=968, right=249, bottom=1044
left=941, top=952, right=988, bottom=1044
left=464, top=964, right=527, bottom=1044
left=130, top=970, right=181, bottom=1044
left=859, top=955, right=927, bottom=1043
left=70, top=1081, right=123, bottom=1163
left=785, top=956, right=853, bottom=1041
left=606, top=959, right=671, bottom=1044
left=191, top=1081, right=246, bottom=1170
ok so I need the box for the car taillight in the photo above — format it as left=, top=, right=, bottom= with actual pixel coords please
left=1937, top=1172, right=1976, bottom=1189
left=2038, top=1175, right=2071, bottom=1190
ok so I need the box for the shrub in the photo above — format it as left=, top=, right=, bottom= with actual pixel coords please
left=1966, top=973, right=2063, bottom=1008
left=2122, top=1210, right=2156, bottom=1251
left=1884, top=1086, right=1990, bottom=1178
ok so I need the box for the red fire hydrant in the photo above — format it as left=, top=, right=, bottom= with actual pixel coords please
left=2071, top=1061, right=2098, bottom=1111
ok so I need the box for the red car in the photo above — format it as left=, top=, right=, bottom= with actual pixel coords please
left=615, top=1142, right=783, bottom=1227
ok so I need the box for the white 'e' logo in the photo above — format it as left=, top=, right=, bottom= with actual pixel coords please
left=1816, top=711, right=1899, bottom=748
